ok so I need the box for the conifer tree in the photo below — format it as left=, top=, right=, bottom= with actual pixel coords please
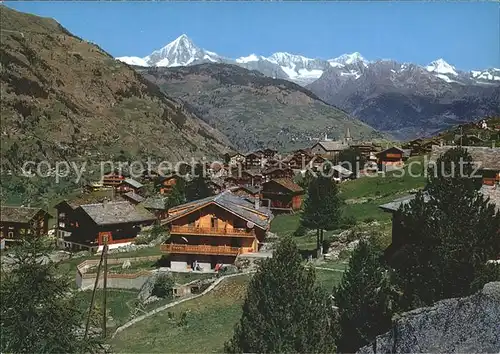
left=167, top=178, right=186, bottom=208
left=224, top=237, right=338, bottom=353
left=333, top=240, right=396, bottom=353
left=185, top=164, right=213, bottom=201
left=0, top=239, right=101, bottom=353
left=392, top=147, right=500, bottom=309
left=301, top=170, right=342, bottom=255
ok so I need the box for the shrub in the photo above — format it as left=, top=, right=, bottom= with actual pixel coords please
left=341, top=216, right=357, bottom=228
left=293, top=224, right=307, bottom=237
left=363, top=217, right=376, bottom=223
left=151, top=273, right=174, bottom=299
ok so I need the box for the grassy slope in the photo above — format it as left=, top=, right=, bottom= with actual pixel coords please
left=137, top=64, right=384, bottom=152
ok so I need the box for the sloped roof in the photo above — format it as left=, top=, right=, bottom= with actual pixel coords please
left=0, top=206, right=47, bottom=223
left=262, top=167, right=293, bottom=175
left=230, top=185, right=261, bottom=195
left=332, top=165, right=353, bottom=177
left=141, top=197, right=168, bottom=210
left=480, top=185, right=500, bottom=212
left=265, top=178, right=304, bottom=193
left=163, top=191, right=273, bottom=230
left=60, top=193, right=124, bottom=210
left=79, top=201, right=156, bottom=226
left=430, top=146, right=500, bottom=171
left=315, top=141, right=348, bottom=152
left=376, top=146, right=405, bottom=156
left=122, top=178, right=143, bottom=189
left=123, top=191, right=145, bottom=204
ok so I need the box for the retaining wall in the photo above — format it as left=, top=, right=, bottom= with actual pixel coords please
left=76, top=255, right=162, bottom=290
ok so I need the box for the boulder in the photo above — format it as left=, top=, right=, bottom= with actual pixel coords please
left=357, top=282, right=500, bottom=353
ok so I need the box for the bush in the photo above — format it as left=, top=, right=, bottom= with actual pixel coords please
left=293, top=224, right=307, bottom=237
left=341, top=216, right=357, bottom=228
left=363, top=217, right=376, bottom=223
left=151, top=273, right=174, bottom=299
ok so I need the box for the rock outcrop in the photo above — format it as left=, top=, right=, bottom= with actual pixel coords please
left=357, top=282, right=500, bottom=353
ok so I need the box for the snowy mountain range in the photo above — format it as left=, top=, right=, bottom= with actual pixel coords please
left=117, top=34, right=499, bottom=86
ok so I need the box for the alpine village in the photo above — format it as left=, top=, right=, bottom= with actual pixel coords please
left=1, top=4, right=499, bottom=354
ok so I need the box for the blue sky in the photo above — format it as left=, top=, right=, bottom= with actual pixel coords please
left=6, top=1, right=500, bottom=70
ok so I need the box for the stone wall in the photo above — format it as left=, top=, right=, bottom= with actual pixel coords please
left=357, top=282, right=500, bottom=353
left=75, top=255, right=161, bottom=290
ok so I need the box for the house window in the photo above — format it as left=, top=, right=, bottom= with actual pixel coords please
left=8, top=232, right=13, bottom=238
left=211, top=216, right=218, bottom=229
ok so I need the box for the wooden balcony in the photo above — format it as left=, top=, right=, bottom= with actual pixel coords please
left=160, top=243, right=242, bottom=256
left=170, top=225, right=255, bottom=238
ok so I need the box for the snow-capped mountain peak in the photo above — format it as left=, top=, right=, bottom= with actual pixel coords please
left=330, top=52, right=368, bottom=66
left=426, top=58, right=457, bottom=76
left=236, top=54, right=263, bottom=63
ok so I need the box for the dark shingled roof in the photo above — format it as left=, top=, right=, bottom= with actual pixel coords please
left=0, top=206, right=46, bottom=223
left=141, top=197, right=168, bottom=210
left=163, top=191, right=273, bottom=230
left=123, top=191, right=145, bottom=204
left=430, top=146, right=500, bottom=171
left=315, top=141, right=348, bottom=152
left=121, top=178, right=144, bottom=189
left=79, top=201, right=156, bottom=226
left=62, top=193, right=124, bottom=210
left=265, top=178, right=304, bottom=193
left=230, top=185, right=261, bottom=195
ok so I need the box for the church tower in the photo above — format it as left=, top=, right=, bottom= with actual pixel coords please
left=344, top=127, right=353, bottom=145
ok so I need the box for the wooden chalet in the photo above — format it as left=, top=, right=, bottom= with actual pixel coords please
left=227, top=168, right=263, bottom=187
left=116, top=178, right=144, bottom=194
left=0, top=206, right=51, bottom=243
left=245, top=151, right=264, bottom=169
left=261, top=178, right=304, bottom=213
left=262, top=148, right=278, bottom=159
left=160, top=191, right=273, bottom=271
left=208, top=178, right=225, bottom=194
left=102, top=171, right=127, bottom=187
left=376, top=146, right=405, bottom=170
left=226, top=152, right=246, bottom=166
left=158, top=174, right=183, bottom=195
left=430, top=145, right=500, bottom=185
left=55, top=199, right=156, bottom=252
left=350, top=142, right=379, bottom=158
left=262, top=167, right=295, bottom=182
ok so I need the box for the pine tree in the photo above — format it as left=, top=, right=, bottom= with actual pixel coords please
left=185, top=164, right=213, bottom=202
left=167, top=179, right=186, bottom=209
left=224, top=237, right=338, bottom=353
left=338, top=147, right=365, bottom=178
left=392, top=147, right=500, bottom=309
left=301, top=172, right=342, bottom=255
left=0, top=239, right=101, bottom=353
left=333, top=240, right=397, bottom=353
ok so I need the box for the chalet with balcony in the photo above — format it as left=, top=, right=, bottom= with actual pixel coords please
left=245, top=151, right=264, bottom=169
left=116, top=178, right=144, bottom=194
left=55, top=200, right=156, bottom=252
left=376, top=146, right=405, bottom=170
left=102, top=171, right=127, bottom=187
left=262, top=148, right=278, bottom=159
left=261, top=178, right=304, bottom=213
left=0, top=206, right=51, bottom=244
left=160, top=191, right=273, bottom=271
left=226, top=152, right=246, bottom=166
left=430, top=145, right=500, bottom=186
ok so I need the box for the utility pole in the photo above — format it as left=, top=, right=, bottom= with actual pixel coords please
left=102, top=234, right=109, bottom=339
left=84, top=246, right=105, bottom=340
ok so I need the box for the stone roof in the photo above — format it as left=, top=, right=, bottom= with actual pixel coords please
left=141, top=197, right=168, bottom=210
left=123, top=191, right=145, bottom=204
left=79, top=201, right=156, bottom=226
left=61, top=193, right=124, bottom=210
left=480, top=185, right=500, bottom=212
left=332, top=165, right=353, bottom=177
left=122, top=178, right=143, bottom=189
left=163, top=191, right=273, bottom=230
left=430, top=146, right=500, bottom=171
left=0, top=206, right=47, bottom=224
left=315, top=141, right=348, bottom=152
left=230, top=185, right=261, bottom=195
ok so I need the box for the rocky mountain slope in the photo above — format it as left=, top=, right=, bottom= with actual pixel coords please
left=308, top=60, right=500, bottom=139
left=0, top=6, right=230, bottom=177
left=136, top=63, right=383, bottom=152
left=357, top=282, right=500, bottom=353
